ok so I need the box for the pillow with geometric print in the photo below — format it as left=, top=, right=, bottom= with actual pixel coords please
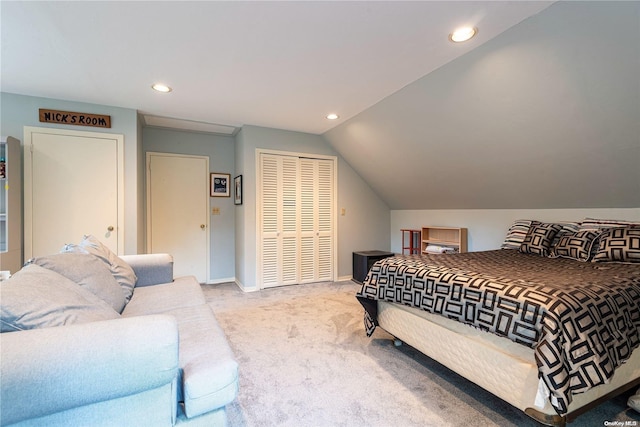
left=579, top=218, right=640, bottom=259
left=592, top=226, right=640, bottom=263
left=519, top=221, right=563, bottom=257
left=549, top=230, right=600, bottom=262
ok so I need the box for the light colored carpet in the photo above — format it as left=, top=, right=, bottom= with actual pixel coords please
left=202, top=281, right=640, bottom=427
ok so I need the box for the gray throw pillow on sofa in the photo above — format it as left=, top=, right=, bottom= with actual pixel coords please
left=0, top=264, right=120, bottom=332
left=62, top=235, right=137, bottom=302
left=28, top=253, right=126, bottom=313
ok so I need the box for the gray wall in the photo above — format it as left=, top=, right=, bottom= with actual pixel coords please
left=142, top=127, right=236, bottom=283
left=1, top=93, right=390, bottom=284
left=0, top=92, right=142, bottom=254
left=234, top=129, right=247, bottom=287
left=235, top=125, right=389, bottom=291
left=323, top=1, right=640, bottom=211
left=391, top=208, right=640, bottom=253
left=7, top=2, right=636, bottom=281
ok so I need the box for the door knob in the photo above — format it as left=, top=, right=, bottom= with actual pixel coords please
left=107, top=226, right=114, bottom=232
left=200, top=224, right=206, bottom=229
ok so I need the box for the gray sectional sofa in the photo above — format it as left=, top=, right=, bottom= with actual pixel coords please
left=0, top=235, right=238, bottom=427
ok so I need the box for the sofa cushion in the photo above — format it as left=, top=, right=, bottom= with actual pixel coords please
left=122, top=278, right=238, bottom=417
left=120, top=253, right=174, bottom=287
left=28, top=253, right=126, bottom=313
left=0, top=264, right=120, bottom=332
left=167, top=305, right=239, bottom=418
left=0, top=315, right=178, bottom=426
left=62, top=235, right=137, bottom=302
left=122, top=276, right=206, bottom=317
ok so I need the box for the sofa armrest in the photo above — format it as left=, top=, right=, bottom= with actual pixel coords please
left=121, top=253, right=174, bottom=287
left=0, top=315, right=179, bottom=426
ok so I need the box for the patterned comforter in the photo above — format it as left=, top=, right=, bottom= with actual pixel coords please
left=356, top=250, right=640, bottom=415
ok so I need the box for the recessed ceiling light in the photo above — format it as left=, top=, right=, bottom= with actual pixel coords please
left=151, top=83, right=172, bottom=93
left=449, top=27, right=477, bottom=43
left=326, top=113, right=339, bottom=120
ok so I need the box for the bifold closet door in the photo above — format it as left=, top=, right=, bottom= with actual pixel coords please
left=260, top=154, right=300, bottom=288
left=259, top=153, right=335, bottom=289
left=299, top=158, right=334, bottom=283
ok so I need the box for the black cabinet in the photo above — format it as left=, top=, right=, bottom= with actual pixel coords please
left=352, top=250, right=394, bottom=284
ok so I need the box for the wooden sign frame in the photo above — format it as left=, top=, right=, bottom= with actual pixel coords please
left=39, top=109, right=111, bottom=128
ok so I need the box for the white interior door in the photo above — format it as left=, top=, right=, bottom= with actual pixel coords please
left=147, top=152, right=209, bottom=283
left=24, top=127, right=124, bottom=258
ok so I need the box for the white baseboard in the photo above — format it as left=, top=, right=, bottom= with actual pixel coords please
left=217, top=278, right=353, bottom=292
left=205, top=277, right=236, bottom=285
left=238, top=284, right=260, bottom=293
left=230, top=278, right=260, bottom=293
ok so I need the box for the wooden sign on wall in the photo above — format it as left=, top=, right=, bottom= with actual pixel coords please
left=39, top=109, right=111, bottom=128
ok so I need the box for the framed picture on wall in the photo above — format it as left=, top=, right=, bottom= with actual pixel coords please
left=234, top=175, right=243, bottom=205
left=210, top=173, right=230, bottom=197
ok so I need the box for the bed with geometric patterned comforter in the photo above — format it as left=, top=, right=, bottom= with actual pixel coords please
left=356, top=250, right=640, bottom=420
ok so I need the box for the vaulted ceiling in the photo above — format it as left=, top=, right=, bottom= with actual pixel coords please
left=1, top=1, right=552, bottom=135
left=323, top=1, right=640, bottom=210
left=2, top=1, right=638, bottom=211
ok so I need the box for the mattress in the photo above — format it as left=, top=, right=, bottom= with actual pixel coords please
left=357, top=250, right=640, bottom=415
left=377, top=300, right=640, bottom=420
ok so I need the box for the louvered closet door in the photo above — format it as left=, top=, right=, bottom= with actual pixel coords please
left=259, top=152, right=335, bottom=288
left=260, top=154, right=299, bottom=288
left=300, top=158, right=334, bottom=283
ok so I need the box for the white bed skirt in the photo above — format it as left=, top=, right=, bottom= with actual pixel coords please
left=377, top=301, right=640, bottom=424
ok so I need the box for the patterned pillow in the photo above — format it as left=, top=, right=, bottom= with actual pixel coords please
left=579, top=218, right=640, bottom=231
left=519, top=221, right=563, bottom=256
left=592, top=227, right=640, bottom=263
left=550, top=230, right=599, bottom=262
left=551, top=222, right=581, bottom=247
left=501, top=220, right=532, bottom=250
left=579, top=218, right=640, bottom=258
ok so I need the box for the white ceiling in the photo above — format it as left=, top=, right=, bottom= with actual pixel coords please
left=1, top=1, right=553, bottom=135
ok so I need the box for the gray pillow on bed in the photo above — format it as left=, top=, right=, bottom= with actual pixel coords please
left=519, top=221, right=563, bottom=257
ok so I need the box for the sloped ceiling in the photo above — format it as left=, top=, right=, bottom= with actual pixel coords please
left=323, top=1, right=640, bottom=210
left=2, top=1, right=638, bottom=211
left=1, top=1, right=552, bottom=135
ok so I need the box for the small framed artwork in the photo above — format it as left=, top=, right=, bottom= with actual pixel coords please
left=210, top=173, right=230, bottom=197
left=234, top=175, right=243, bottom=205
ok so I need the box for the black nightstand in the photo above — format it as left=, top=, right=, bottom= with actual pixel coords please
left=352, top=250, right=395, bottom=284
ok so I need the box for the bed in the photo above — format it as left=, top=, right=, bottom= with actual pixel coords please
left=356, top=219, right=640, bottom=426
